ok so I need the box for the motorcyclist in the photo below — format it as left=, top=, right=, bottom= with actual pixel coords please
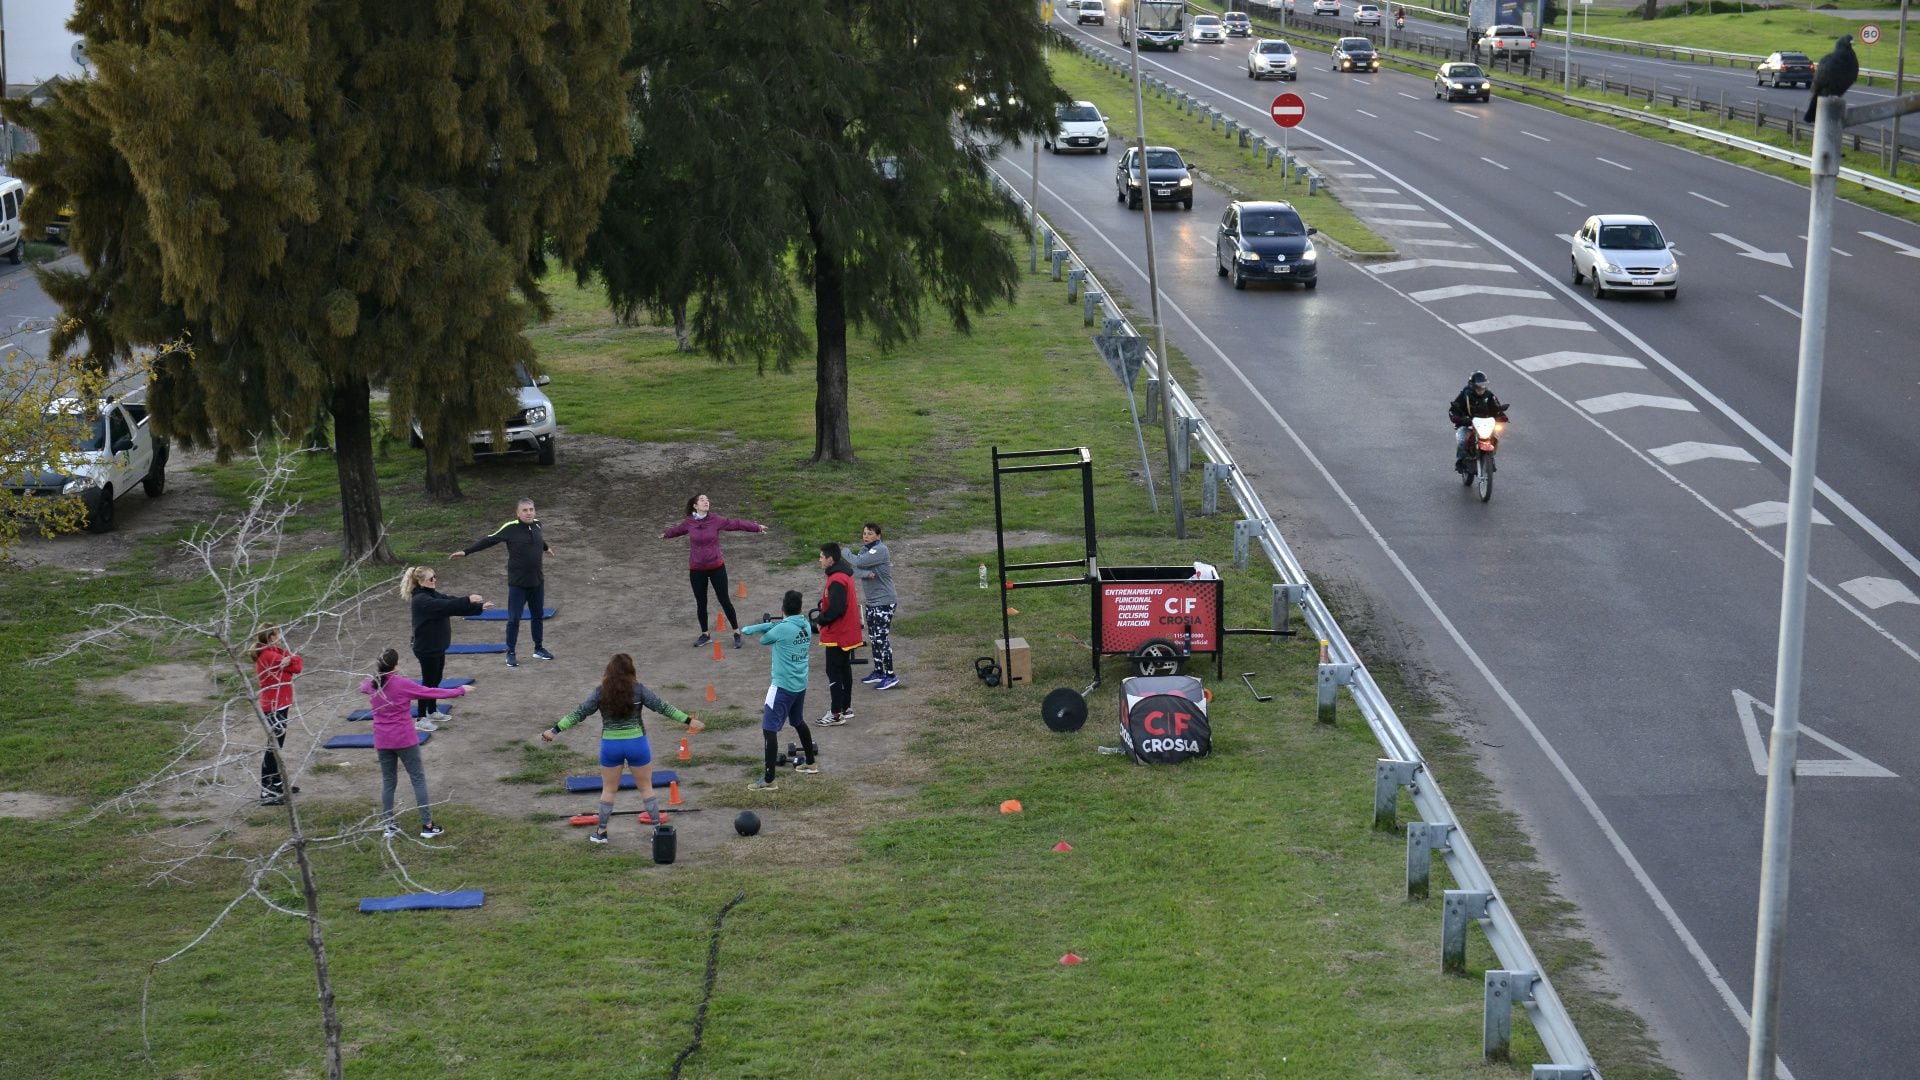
left=1449, top=370, right=1510, bottom=474
left=1394, top=6, right=1406, bottom=26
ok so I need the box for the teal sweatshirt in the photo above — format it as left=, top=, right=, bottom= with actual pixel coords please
left=741, top=614, right=813, bottom=693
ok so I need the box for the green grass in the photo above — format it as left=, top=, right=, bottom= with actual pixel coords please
left=1554, top=6, right=1892, bottom=63
left=0, top=257, right=1672, bottom=1076
left=1049, top=51, right=1397, bottom=254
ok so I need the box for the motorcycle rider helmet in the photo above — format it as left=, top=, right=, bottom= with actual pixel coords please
left=1469, top=370, right=1489, bottom=391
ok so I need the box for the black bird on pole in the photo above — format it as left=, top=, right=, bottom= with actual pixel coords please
left=1804, top=35, right=1859, bottom=123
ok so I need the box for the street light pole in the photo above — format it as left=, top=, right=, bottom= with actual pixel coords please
left=1127, top=5, right=1184, bottom=537
left=1031, top=0, right=1046, bottom=273
left=1893, top=0, right=1910, bottom=177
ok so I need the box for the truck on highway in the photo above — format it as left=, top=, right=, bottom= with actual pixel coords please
left=1118, top=0, right=1187, bottom=51
left=1466, top=0, right=1533, bottom=68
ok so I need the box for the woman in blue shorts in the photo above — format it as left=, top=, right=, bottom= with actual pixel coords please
left=542, top=653, right=702, bottom=844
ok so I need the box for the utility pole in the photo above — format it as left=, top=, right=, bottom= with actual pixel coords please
left=1126, top=4, right=1184, bottom=538
left=1893, top=0, right=1910, bottom=177
left=1744, top=87, right=1920, bottom=1080
left=1031, top=0, right=1046, bottom=273
left=1, top=0, right=11, bottom=169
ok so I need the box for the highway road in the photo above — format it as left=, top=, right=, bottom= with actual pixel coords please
left=1029, top=13, right=1920, bottom=1078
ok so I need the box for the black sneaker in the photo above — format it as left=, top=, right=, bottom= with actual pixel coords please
left=532, top=647, right=554, bottom=661
left=506, top=649, right=519, bottom=668
left=733, top=632, right=743, bottom=649
left=694, top=633, right=713, bottom=648
left=419, top=823, right=445, bottom=839
left=260, top=795, right=287, bottom=807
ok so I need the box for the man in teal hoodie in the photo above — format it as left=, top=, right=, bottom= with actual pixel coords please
left=740, top=590, right=820, bottom=791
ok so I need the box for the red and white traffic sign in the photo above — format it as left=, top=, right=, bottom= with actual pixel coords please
left=1860, top=23, right=1881, bottom=46
left=1270, top=93, right=1306, bottom=129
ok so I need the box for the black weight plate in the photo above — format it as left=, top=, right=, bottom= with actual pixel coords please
left=1042, top=687, right=1087, bottom=732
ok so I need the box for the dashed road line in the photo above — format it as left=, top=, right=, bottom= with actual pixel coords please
left=1523, top=131, right=1551, bottom=142
left=1356, top=108, right=1379, bottom=118
left=1649, top=441, right=1761, bottom=466
left=1354, top=186, right=1401, bottom=193
left=1596, top=157, right=1633, bottom=171
left=1401, top=238, right=1479, bottom=248
left=1554, top=191, right=1584, bottom=207
left=1346, top=201, right=1423, bottom=210
left=1578, top=392, right=1698, bottom=415
left=1690, top=191, right=1730, bottom=208
left=1415, top=130, right=1441, bottom=141
left=1481, top=157, right=1510, bottom=170
left=1310, top=91, right=1331, bottom=100
left=1759, top=294, right=1801, bottom=319
left=1367, top=218, right=1452, bottom=229
left=1797, top=235, right=1852, bottom=256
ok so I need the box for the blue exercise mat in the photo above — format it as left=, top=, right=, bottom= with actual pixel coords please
left=438, top=677, right=475, bottom=688
left=446, top=642, right=508, bottom=654
left=324, top=732, right=432, bottom=749
left=465, top=606, right=558, bottom=621
left=359, top=890, right=485, bottom=913
left=563, top=770, right=677, bottom=792
left=346, top=704, right=450, bottom=722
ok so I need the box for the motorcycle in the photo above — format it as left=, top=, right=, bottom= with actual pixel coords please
left=1457, top=414, right=1508, bottom=502
left=1395, top=13, right=1406, bottom=29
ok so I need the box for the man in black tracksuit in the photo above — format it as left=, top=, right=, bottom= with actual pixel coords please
left=451, top=498, right=555, bottom=667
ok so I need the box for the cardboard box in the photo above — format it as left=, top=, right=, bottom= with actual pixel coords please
left=994, top=637, right=1032, bottom=685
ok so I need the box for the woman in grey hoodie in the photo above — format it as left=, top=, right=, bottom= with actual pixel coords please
left=850, top=523, right=898, bottom=689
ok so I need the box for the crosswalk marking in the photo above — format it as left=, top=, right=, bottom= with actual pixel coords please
left=1516, top=351, right=1645, bottom=372
left=1648, top=441, right=1760, bottom=466
left=1460, top=314, right=1595, bottom=334
left=1577, top=392, right=1697, bottom=414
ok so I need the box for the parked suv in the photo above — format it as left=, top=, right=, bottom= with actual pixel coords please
left=1116, top=145, right=1195, bottom=210
left=1333, top=37, right=1379, bottom=72
left=1248, top=38, right=1300, bottom=80
left=1074, top=0, right=1106, bottom=25
left=412, top=363, right=559, bottom=464
left=1216, top=200, right=1319, bottom=290
left=1569, top=214, right=1679, bottom=300
left=1756, top=51, right=1815, bottom=89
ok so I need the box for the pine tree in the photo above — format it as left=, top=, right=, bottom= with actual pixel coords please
left=584, top=0, right=1061, bottom=462
left=7, top=0, right=630, bottom=558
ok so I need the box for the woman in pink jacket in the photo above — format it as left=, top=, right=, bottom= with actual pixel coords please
left=360, top=648, right=473, bottom=839
left=661, top=493, right=766, bottom=649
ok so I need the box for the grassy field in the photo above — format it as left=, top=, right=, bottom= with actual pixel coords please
left=0, top=249, right=1674, bottom=1075
left=1554, top=6, right=1897, bottom=64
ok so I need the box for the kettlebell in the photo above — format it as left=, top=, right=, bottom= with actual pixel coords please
left=974, top=656, right=1002, bottom=688
left=651, top=824, right=677, bottom=865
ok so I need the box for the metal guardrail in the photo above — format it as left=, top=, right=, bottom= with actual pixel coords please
left=982, top=147, right=1600, bottom=1077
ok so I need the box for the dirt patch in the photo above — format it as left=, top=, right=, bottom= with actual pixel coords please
left=82, top=661, right=222, bottom=707
left=0, top=791, right=75, bottom=819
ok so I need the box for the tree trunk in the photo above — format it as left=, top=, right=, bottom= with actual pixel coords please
left=328, top=379, right=398, bottom=564
left=423, top=447, right=464, bottom=503
left=1641, top=0, right=1657, bottom=19
left=672, top=300, right=692, bottom=353
left=807, top=211, right=856, bottom=463
left=291, top=834, right=346, bottom=1080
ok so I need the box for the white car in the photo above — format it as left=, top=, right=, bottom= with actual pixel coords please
left=1073, top=0, right=1106, bottom=25
left=1312, top=0, right=1341, bottom=15
left=1354, top=4, right=1383, bottom=25
left=413, top=363, right=560, bottom=464
left=1569, top=214, right=1679, bottom=300
left=1048, top=100, right=1111, bottom=154
left=1191, top=14, right=1227, bottom=43
left=1247, top=38, right=1300, bottom=80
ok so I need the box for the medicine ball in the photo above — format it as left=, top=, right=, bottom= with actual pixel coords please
left=734, top=811, right=762, bottom=837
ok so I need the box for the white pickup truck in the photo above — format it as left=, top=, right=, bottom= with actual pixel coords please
left=1476, top=23, right=1535, bottom=64
left=13, top=397, right=170, bottom=532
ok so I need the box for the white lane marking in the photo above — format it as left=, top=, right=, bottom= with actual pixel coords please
left=1415, top=130, right=1442, bottom=141
left=1579, top=392, right=1697, bottom=414
left=1523, top=131, right=1551, bottom=142
left=1689, top=191, right=1730, bottom=208
left=1320, top=159, right=1355, bottom=165
left=1735, top=501, right=1832, bottom=528
left=1840, top=577, right=1920, bottom=609
left=1340, top=172, right=1379, bottom=179
left=1401, top=238, right=1479, bottom=248
left=1517, top=351, right=1646, bottom=373
left=1481, top=157, right=1510, bottom=171
left=1461, top=314, right=1595, bottom=335
left=1797, top=235, right=1852, bottom=257
left=1399, top=92, right=1420, bottom=100
left=1860, top=230, right=1920, bottom=257
left=1371, top=258, right=1514, bottom=273
left=1352, top=78, right=1374, bottom=84
left=1713, top=233, right=1792, bottom=268
left=1759, top=294, right=1801, bottom=319
left=1649, top=441, right=1761, bottom=466
left=1409, top=284, right=1553, bottom=302
left=1354, top=186, right=1402, bottom=193
left=1596, top=156, right=1633, bottom=170
left=1356, top=108, right=1380, bottom=118
left=1733, top=691, right=1896, bottom=778
left=1346, top=201, right=1423, bottom=210
left=1368, top=218, right=1454, bottom=229
left=1310, top=91, right=1331, bottom=100
left=1553, top=191, right=1584, bottom=207
left=991, top=117, right=1832, bottom=1073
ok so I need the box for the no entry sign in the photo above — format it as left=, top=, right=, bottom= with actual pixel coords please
left=1270, top=92, right=1306, bottom=129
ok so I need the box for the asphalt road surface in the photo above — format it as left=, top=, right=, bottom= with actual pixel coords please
left=1037, top=13, right=1920, bottom=1078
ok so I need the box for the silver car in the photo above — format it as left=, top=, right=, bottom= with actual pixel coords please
left=1569, top=214, right=1679, bottom=300
left=1191, top=14, right=1227, bottom=43
left=1248, top=38, right=1300, bottom=80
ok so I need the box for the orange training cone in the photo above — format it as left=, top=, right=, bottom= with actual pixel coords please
left=568, top=814, right=599, bottom=827
left=668, top=780, right=684, bottom=806
left=1053, top=841, right=1073, bottom=852
left=704, top=682, right=717, bottom=702
left=678, top=737, right=691, bottom=762
left=1059, top=952, right=1085, bottom=965
left=999, top=799, right=1024, bottom=815
left=712, top=640, right=725, bottom=662
left=736, top=582, right=747, bottom=599
left=716, top=612, right=728, bottom=632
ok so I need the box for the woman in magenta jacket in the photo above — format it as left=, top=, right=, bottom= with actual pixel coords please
left=360, top=648, right=473, bottom=839
left=661, top=493, right=766, bottom=648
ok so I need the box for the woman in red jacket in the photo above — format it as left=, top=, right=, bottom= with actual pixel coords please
left=253, top=625, right=303, bottom=805
left=811, top=543, right=864, bottom=726
left=661, top=493, right=767, bottom=648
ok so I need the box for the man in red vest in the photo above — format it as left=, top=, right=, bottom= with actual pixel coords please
left=811, top=543, right=864, bottom=726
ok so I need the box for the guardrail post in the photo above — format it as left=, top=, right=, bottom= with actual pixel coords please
left=1483, top=970, right=1539, bottom=1062
left=1066, top=267, right=1086, bottom=301
left=1307, top=171, right=1323, bottom=195
left=1316, top=660, right=1356, bottom=725
left=1083, top=288, right=1104, bottom=326
left=1102, top=315, right=1126, bottom=339
left=1238, top=126, right=1251, bottom=148
left=1373, top=759, right=1419, bottom=831
left=1050, top=249, right=1069, bottom=281
left=1406, top=821, right=1453, bottom=899
left=1225, top=118, right=1240, bottom=141
left=1272, top=583, right=1306, bottom=637
left=1529, top=1068, right=1592, bottom=1080
left=1182, top=415, right=1202, bottom=470
left=1442, top=889, right=1493, bottom=975
left=1144, top=375, right=1161, bottom=423
left=1232, top=518, right=1260, bottom=568
left=1202, top=461, right=1231, bottom=516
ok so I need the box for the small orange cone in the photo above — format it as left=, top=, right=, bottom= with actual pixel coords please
left=1053, top=841, right=1073, bottom=852
left=1059, top=952, right=1085, bottom=965
left=999, top=799, right=1024, bottom=814
left=568, top=814, right=599, bottom=827
left=712, top=640, right=725, bottom=662
left=736, top=582, right=747, bottom=599
left=1005, top=606, right=1020, bottom=616
left=678, top=737, right=691, bottom=761
left=716, top=612, right=728, bottom=632
left=668, top=780, right=684, bottom=806
left=704, top=682, right=717, bottom=703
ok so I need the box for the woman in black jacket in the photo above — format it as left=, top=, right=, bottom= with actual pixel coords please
left=401, top=566, right=491, bottom=718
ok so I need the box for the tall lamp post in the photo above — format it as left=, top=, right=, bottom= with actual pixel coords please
left=1125, top=3, right=1184, bottom=538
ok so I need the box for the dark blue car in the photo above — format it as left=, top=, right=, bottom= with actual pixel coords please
left=1216, top=200, right=1319, bottom=289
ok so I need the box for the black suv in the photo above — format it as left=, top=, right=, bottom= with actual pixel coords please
left=1216, top=200, right=1319, bottom=289
left=1116, top=145, right=1195, bottom=210
left=1333, top=38, right=1379, bottom=72
left=1756, top=51, right=1815, bottom=89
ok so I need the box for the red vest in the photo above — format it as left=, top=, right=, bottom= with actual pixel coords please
left=818, top=570, right=863, bottom=649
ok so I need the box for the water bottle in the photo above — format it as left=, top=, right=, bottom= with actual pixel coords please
left=978, top=564, right=989, bottom=590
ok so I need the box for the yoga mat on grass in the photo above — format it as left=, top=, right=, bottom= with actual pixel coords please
left=438, top=677, right=476, bottom=688
left=564, top=770, right=676, bottom=792
left=347, top=704, right=450, bottom=722
left=359, top=890, right=484, bottom=913
left=446, top=642, right=508, bottom=654
left=465, top=607, right=558, bottom=621
left=324, top=732, right=432, bottom=749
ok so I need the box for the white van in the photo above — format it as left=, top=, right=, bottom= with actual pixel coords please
left=0, top=176, right=25, bottom=265
left=1075, top=0, right=1106, bottom=24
